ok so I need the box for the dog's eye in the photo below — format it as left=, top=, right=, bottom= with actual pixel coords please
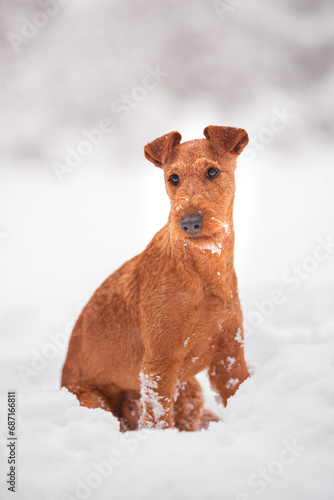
left=207, top=167, right=219, bottom=179
left=169, top=174, right=179, bottom=186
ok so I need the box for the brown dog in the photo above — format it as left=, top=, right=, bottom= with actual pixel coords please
left=61, top=126, right=250, bottom=431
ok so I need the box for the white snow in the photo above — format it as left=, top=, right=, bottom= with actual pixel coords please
left=227, top=356, right=236, bottom=371
left=235, top=328, right=244, bottom=345
left=222, top=222, right=231, bottom=234
left=225, top=377, right=239, bottom=389
left=1, top=344, right=334, bottom=500
left=139, top=372, right=169, bottom=428
left=198, top=239, right=223, bottom=255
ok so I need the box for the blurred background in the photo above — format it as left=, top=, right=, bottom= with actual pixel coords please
left=1, top=0, right=334, bottom=390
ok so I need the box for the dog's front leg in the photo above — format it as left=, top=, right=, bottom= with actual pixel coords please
left=209, top=349, right=249, bottom=406
left=209, top=307, right=249, bottom=406
left=139, top=353, right=181, bottom=429
left=138, top=289, right=195, bottom=429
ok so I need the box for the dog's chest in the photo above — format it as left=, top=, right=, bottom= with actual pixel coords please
left=179, top=293, right=229, bottom=367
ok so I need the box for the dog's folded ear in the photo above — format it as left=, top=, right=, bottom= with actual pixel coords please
left=204, top=126, right=249, bottom=158
left=144, top=131, right=182, bottom=168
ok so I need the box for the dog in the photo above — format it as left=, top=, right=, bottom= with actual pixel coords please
left=61, top=125, right=250, bottom=431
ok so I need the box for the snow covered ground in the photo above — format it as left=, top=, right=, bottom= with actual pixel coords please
left=1, top=344, right=334, bottom=500
left=1, top=1, right=334, bottom=499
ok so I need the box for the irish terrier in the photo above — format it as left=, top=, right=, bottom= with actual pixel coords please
left=61, top=125, right=250, bottom=431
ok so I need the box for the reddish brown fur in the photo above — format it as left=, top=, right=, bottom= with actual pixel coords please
left=61, top=125, right=250, bottom=431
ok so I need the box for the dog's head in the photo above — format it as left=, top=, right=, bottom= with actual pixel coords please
left=144, top=126, right=248, bottom=249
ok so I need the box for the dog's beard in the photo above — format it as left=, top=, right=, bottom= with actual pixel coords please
left=172, top=227, right=226, bottom=257
left=183, top=235, right=223, bottom=256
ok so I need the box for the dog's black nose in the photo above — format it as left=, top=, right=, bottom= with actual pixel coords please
left=180, top=214, right=203, bottom=235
